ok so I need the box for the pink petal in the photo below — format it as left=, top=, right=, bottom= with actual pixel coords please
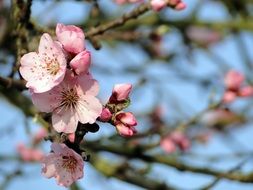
left=239, top=86, right=253, bottom=97
left=77, top=73, right=100, bottom=96
left=111, top=83, right=132, bottom=102
left=99, top=108, right=112, bottom=122
left=70, top=50, right=91, bottom=75
left=52, top=109, right=79, bottom=133
left=224, top=70, right=244, bottom=90
left=116, top=123, right=135, bottom=137
left=116, top=112, right=137, bottom=126
left=76, top=94, right=102, bottom=124
left=150, top=0, right=167, bottom=11
left=56, top=23, right=85, bottom=54
left=160, top=138, right=176, bottom=153
left=31, top=85, right=62, bottom=112
left=41, top=154, right=58, bottom=178
left=222, top=91, right=237, bottom=103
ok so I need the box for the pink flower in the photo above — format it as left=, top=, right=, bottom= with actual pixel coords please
left=99, top=108, right=112, bottom=122
left=110, top=83, right=132, bottom=102
left=31, top=71, right=102, bottom=134
left=160, top=131, right=190, bottom=153
left=115, top=112, right=137, bottom=137
left=70, top=50, right=91, bottom=75
left=19, top=33, right=67, bottom=93
left=42, top=143, right=84, bottom=187
left=224, top=70, right=244, bottom=91
left=151, top=0, right=167, bottom=11
left=16, top=143, right=44, bottom=162
left=239, top=86, right=253, bottom=97
left=56, top=23, right=85, bottom=54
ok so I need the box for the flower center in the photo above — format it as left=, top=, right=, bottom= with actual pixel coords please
left=61, top=155, right=77, bottom=173
left=46, top=58, right=60, bottom=75
left=60, top=88, right=79, bottom=109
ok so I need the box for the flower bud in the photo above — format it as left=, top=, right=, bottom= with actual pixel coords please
left=56, top=23, right=85, bottom=54
left=110, top=83, right=132, bottom=102
left=224, top=70, right=244, bottom=90
left=222, top=91, right=237, bottom=103
left=114, top=112, right=137, bottom=137
left=239, top=86, right=253, bottom=97
left=99, top=108, right=112, bottom=122
left=116, top=112, right=137, bottom=126
left=70, top=50, right=91, bottom=75
left=115, top=123, right=137, bottom=137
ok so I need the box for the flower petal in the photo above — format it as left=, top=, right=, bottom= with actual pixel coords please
left=77, top=73, right=99, bottom=96
left=76, top=94, right=102, bottom=124
left=52, top=109, right=79, bottom=133
left=31, top=85, right=62, bottom=112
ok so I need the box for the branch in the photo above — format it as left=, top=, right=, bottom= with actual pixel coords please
left=83, top=141, right=253, bottom=183
left=0, top=76, right=26, bottom=91
left=85, top=3, right=151, bottom=38
left=90, top=153, right=177, bottom=190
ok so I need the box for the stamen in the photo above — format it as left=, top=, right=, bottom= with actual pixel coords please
left=59, top=88, right=79, bottom=109
left=61, top=156, right=77, bottom=173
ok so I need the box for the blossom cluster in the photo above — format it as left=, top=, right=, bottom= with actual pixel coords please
left=114, top=0, right=186, bottom=12
left=99, top=84, right=138, bottom=136
left=19, top=23, right=137, bottom=187
left=223, top=70, right=253, bottom=103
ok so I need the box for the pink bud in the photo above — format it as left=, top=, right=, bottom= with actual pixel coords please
left=115, top=122, right=137, bottom=137
left=70, top=50, right=91, bottom=75
left=150, top=0, right=167, bottom=11
left=116, top=112, right=137, bottom=126
left=110, top=83, right=132, bottom=102
left=56, top=23, right=85, bottom=54
left=224, top=70, right=244, bottom=90
left=222, top=91, right=237, bottom=103
left=114, top=112, right=137, bottom=137
left=160, top=138, right=177, bottom=153
left=239, top=86, right=253, bottom=97
left=163, top=131, right=190, bottom=152
left=68, top=133, right=75, bottom=143
left=99, top=108, right=112, bottom=122
left=175, top=2, right=186, bottom=10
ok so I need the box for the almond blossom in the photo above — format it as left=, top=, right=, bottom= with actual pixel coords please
left=31, top=71, right=102, bottom=134
left=42, top=143, right=84, bottom=187
left=19, top=33, right=67, bottom=93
